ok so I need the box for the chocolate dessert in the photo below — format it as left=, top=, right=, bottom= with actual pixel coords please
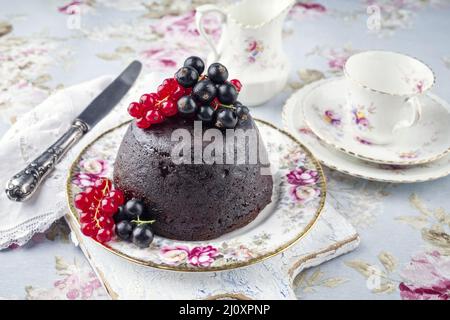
left=113, top=116, right=273, bottom=241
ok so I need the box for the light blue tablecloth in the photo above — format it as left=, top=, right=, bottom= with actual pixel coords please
left=0, top=0, right=449, bottom=300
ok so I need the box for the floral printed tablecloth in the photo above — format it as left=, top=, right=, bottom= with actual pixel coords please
left=1, top=0, right=450, bottom=300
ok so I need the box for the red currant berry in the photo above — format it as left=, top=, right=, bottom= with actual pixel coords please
left=140, top=93, right=156, bottom=110
left=80, top=211, right=94, bottom=224
left=171, top=83, right=185, bottom=101
left=211, top=98, right=220, bottom=110
left=84, top=186, right=102, bottom=202
left=101, top=198, right=118, bottom=216
left=160, top=101, right=178, bottom=117
left=81, top=222, right=98, bottom=237
left=86, top=205, right=97, bottom=215
left=108, top=189, right=125, bottom=206
left=94, top=178, right=112, bottom=192
left=145, top=109, right=165, bottom=124
left=136, top=117, right=151, bottom=129
left=96, top=228, right=113, bottom=243
left=157, top=84, right=170, bottom=98
left=158, top=78, right=177, bottom=98
left=74, top=193, right=90, bottom=211
left=98, top=215, right=115, bottom=229
left=184, top=87, right=193, bottom=95
left=127, top=102, right=143, bottom=118
left=230, top=79, right=242, bottom=92
left=167, top=77, right=178, bottom=89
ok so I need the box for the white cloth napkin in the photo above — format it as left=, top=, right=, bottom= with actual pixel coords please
left=0, top=72, right=163, bottom=249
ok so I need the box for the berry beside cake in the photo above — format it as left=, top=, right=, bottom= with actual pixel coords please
left=75, top=57, right=273, bottom=246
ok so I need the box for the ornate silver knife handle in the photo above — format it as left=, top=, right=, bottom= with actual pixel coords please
left=5, top=120, right=89, bottom=202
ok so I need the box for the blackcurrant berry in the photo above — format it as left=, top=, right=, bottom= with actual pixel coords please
left=197, top=105, right=215, bottom=123
left=175, top=66, right=199, bottom=88
left=132, top=225, right=154, bottom=248
left=124, top=199, right=145, bottom=220
left=217, top=82, right=238, bottom=105
left=215, top=108, right=238, bottom=129
left=113, top=206, right=128, bottom=223
left=236, top=104, right=250, bottom=121
left=184, top=56, right=205, bottom=75
left=207, top=63, right=228, bottom=84
left=177, top=95, right=198, bottom=118
left=192, top=80, right=217, bottom=104
left=116, top=220, right=133, bottom=241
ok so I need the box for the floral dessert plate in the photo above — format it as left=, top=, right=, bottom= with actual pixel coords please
left=67, top=119, right=326, bottom=272
left=302, top=77, right=450, bottom=165
left=282, top=78, right=450, bottom=183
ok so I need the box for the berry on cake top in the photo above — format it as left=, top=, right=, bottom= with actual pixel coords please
left=127, top=56, right=249, bottom=130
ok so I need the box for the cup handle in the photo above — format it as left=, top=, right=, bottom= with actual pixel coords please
left=393, top=96, right=422, bottom=132
left=195, top=4, right=227, bottom=62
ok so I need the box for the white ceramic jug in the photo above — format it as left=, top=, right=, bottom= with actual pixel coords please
left=196, top=0, right=294, bottom=106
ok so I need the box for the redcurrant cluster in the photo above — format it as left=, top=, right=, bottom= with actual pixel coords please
left=127, top=78, right=188, bottom=129
left=74, top=177, right=124, bottom=244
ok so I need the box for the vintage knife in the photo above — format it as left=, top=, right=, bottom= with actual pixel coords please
left=5, top=60, right=142, bottom=202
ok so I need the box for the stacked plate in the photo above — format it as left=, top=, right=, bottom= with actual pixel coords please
left=282, top=77, right=450, bottom=183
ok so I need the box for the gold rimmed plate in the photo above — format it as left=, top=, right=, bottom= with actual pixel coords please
left=66, top=119, right=326, bottom=272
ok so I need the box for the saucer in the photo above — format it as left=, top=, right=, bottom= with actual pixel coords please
left=282, top=78, right=450, bottom=183
left=67, top=119, right=326, bottom=272
left=302, top=77, right=450, bottom=165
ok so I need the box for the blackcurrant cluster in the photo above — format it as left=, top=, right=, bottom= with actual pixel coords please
left=175, top=57, right=250, bottom=129
left=114, top=199, right=157, bottom=248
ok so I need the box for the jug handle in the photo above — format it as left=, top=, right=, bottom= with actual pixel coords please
left=195, top=4, right=227, bottom=62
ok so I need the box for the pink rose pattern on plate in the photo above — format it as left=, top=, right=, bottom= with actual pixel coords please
left=160, top=245, right=219, bottom=267
left=286, top=168, right=321, bottom=204
left=188, top=245, right=220, bottom=267
left=72, top=159, right=108, bottom=188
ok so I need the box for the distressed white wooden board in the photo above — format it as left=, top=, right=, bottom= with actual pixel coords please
left=67, top=201, right=359, bottom=300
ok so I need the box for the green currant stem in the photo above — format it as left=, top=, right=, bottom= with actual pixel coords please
left=131, top=218, right=156, bottom=225
left=219, top=104, right=236, bottom=110
left=93, top=183, right=110, bottom=228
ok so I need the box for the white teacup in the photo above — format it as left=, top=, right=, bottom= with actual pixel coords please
left=344, top=51, right=435, bottom=145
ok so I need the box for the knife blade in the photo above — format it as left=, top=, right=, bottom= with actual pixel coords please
left=77, top=60, right=142, bottom=129
left=5, top=60, right=142, bottom=202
